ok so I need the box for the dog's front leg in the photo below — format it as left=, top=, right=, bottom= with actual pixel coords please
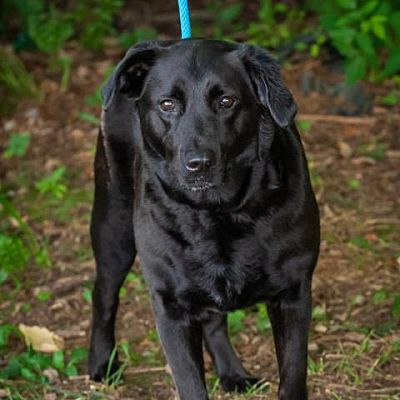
left=152, top=297, right=209, bottom=400
left=267, top=290, right=311, bottom=400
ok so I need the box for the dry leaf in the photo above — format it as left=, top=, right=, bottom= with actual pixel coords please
left=314, top=323, right=328, bottom=333
left=18, top=324, right=64, bottom=352
left=337, top=141, right=352, bottom=158
left=364, top=233, right=378, bottom=241
left=43, top=368, right=60, bottom=384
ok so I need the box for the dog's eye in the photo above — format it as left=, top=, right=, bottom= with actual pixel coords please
left=160, top=99, right=176, bottom=112
left=220, top=95, right=236, bottom=109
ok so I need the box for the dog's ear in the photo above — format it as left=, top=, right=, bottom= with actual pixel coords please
left=102, top=41, right=169, bottom=110
left=237, top=44, right=297, bottom=128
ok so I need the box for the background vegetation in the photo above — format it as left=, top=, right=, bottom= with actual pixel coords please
left=0, top=1, right=399, bottom=399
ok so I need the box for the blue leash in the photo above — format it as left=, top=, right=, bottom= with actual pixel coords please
left=177, top=0, right=192, bottom=39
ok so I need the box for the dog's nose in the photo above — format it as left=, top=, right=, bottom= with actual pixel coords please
left=184, top=152, right=215, bottom=173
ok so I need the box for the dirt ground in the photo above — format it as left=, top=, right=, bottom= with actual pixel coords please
left=1, top=3, right=400, bottom=400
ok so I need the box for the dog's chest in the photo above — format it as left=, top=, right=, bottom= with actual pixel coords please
left=139, top=208, right=280, bottom=313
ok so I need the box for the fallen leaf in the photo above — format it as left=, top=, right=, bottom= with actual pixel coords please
left=364, top=233, right=378, bottom=241
left=308, top=342, right=319, bottom=352
left=18, top=324, right=64, bottom=352
left=314, top=323, right=328, bottom=333
left=337, top=141, right=352, bottom=158
left=43, top=368, right=60, bottom=384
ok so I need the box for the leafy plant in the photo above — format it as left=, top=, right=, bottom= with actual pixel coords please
left=0, top=192, right=52, bottom=284
left=51, top=55, right=72, bottom=92
left=2, top=132, right=31, bottom=158
left=82, top=287, right=92, bottom=303
left=35, top=290, right=52, bottom=302
left=256, top=303, right=271, bottom=333
left=378, top=91, right=399, bottom=106
left=80, top=111, right=100, bottom=125
left=208, top=1, right=244, bottom=39
left=306, top=0, right=400, bottom=82
left=126, top=271, right=145, bottom=291
left=359, top=141, right=386, bottom=160
left=350, top=235, right=371, bottom=250
left=0, top=48, right=38, bottom=114
left=247, top=0, right=306, bottom=49
left=68, top=0, right=123, bottom=50
left=0, top=323, right=18, bottom=350
left=373, top=289, right=400, bottom=320
left=0, top=346, right=88, bottom=382
left=119, top=27, right=158, bottom=49
left=228, top=310, right=246, bottom=334
left=3, top=0, right=123, bottom=53
left=0, top=234, right=30, bottom=284
left=27, top=6, right=73, bottom=53
left=347, top=178, right=362, bottom=190
left=35, top=167, right=67, bottom=199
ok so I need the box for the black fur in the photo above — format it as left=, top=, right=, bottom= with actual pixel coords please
left=89, top=39, right=320, bottom=400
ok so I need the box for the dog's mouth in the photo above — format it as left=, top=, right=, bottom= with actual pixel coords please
left=182, top=178, right=215, bottom=192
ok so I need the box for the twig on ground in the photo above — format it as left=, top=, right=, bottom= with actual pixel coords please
left=298, top=114, right=377, bottom=125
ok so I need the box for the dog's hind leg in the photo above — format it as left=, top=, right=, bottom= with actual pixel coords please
left=202, top=313, right=260, bottom=392
left=88, top=129, right=136, bottom=381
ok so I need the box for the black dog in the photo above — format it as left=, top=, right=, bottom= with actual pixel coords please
left=88, top=39, right=320, bottom=400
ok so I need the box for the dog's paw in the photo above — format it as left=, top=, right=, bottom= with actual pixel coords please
left=88, top=357, right=121, bottom=382
left=220, top=375, right=263, bottom=393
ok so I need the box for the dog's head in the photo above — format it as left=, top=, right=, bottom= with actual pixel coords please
left=102, top=39, right=297, bottom=209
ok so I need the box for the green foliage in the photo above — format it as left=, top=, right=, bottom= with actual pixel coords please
left=0, top=133, right=62, bottom=284
left=372, top=289, right=400, bottom=320
left=0, top=234, right=30, bottom=284
left=228, top=309, right=246, bottom=334
left=3, top=0, right=123, bottom=53
left=80, top=111, right=100, bottom=125
left=2, top=0, right=400, bottom=84
left=256, top=303, right=271, bottom=332
left=82, top=287, right=92, bottom=303
left=306, top=0, right=400, bottom=82
left=0, top=344, right=88, bottom=382
left=247, top=0, right=306, bottom=49
left=346, top=178, right=362, bottom=190
left=350, top=235, right=371, bottom=250
left=126, top=272, right=145, bottom=291
left=312, top=305, right=327, bottom=321
left=35, top=167, right=67, bottom=199
left=68, top=0, right=123, bottom=50
left=27, top=6, right=73, bottom=53
left=359, top=141, right=386, bottom=160
left=0, top=192, right=52, bottom=284
left=377, top=91, right=399, bottom=106
left=2, top=132, right=31, bottom=158
left=308, top=355, right=326, bottom=375
left=51, top=55, right=73, bottom=92
left=0, top=48, right=38, bottom=114
left=0, top=324, right=17, bottom=350
left=208, top=1, right=244, bottom=39
left=35, top=290, right=52, bottom=302
left=119, top=27, right=158, bottom=49
left=298, top=120, right=312, bottom=131
left=104, top=342, right=130, bottom=386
